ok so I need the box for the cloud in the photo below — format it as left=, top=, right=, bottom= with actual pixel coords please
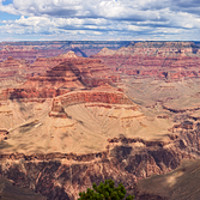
left=0, top=0, right=200, bottom=40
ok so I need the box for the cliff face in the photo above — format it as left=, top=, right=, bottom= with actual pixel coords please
left=28, top=51, right=79, bottom=75
left=93, top=41, right=200, bottom=80
left=0, top=41, right=130, bottom=62
left=136, top=159, right=200, bottom=200
left=55, top=90, right=133, bottom=107
left=0, top=127, right=198, bottom=200
left=0, top=41, right=200, bottom=200
left=0, top=57, right=29, bottom=88
left=2, top=53, right=117, bottom=101
left=0, top=177, right=46, bottom=200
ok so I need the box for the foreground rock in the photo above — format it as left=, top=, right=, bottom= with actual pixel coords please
left=0, top=125, right=198, bottom=199
left=0, top=177, right=45, bottom=200
left=136, top=160, right=200, bottom=200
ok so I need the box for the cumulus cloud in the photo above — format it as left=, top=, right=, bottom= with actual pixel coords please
left=0, top=0, right=200, bottom=40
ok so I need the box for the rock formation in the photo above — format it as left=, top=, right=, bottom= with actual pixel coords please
left=136, top=160, right=200, bottom=200
left=0, top=177, right=45, bottom=200
left=0, top=41, right=200, bottom=199
left=93, top=41, right=200, bottom=81
left=0, top=41, right=129, bottom=61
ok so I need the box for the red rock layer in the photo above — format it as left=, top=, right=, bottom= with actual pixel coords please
left=93, top=42, right=200, bottom=80
left=0, top=41, right=129, bottom=62
left=1, top=88, right=67, bottom=100
left=26, top=54, right=117, bottom=89
left=0, top=57, right=29, bottom=79
left=0, top=45, right=65, bottom=62
left=28, top=51, right=79, bottom=76
left=1, top=53, right=119, bottom=101
left=52, top=88, right=133, bottom=108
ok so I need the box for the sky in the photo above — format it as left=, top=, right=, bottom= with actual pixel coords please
left=0, top=0, right=200, bottom=41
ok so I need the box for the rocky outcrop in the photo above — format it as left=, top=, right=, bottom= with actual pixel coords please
left=96, top=47, right=116, bottom=56
left=0, top=130, right=196, bottom=200
left=49, top=98, right=68, bottom=118
left=0, top=177, right=46, bottom=200
left=93, top=41, right=200, bottom=81
left=2, top=88, right=64, bottom=100
left=29, top=51, right=79, bottom=76
left=2, top=56, right=118, bottom=101
left=0, top=57, right=28, bottom=79
left=136, top=160, right=200, bottom=200
left=57, top=89, right=133, bottom=107
left=0, top=129, right=8, bottom=141
left=28, top=61, right=82, bottom=89
left=163, top=104, right=200, bottom=113
left=48, top=84, right=135, bottom=119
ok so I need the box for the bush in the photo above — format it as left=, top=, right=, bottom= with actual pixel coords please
left=78, top=179, right=134, bottom=200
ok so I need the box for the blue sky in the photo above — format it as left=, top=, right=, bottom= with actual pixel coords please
left=0, top=0, right=200, bottom=41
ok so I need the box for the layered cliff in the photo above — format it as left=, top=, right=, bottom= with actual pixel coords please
left=28, top=51, right=79, bottom=75
left=0, top=41, right=129, bottom=61
left=2, top=53, right=118, bottom=101
left=0, top=41, right=200, bottom=200
left=93, top=42, right=200, bottom=80
left=0, top=56, right=29, bottom=88
left=0, top=126, right=199, bottom=199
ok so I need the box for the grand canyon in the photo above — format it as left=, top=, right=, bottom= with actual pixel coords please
left=1, top=41, right=200, bottom=200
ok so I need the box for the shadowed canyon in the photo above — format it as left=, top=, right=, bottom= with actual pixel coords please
left=0, top=41, right=200, bottom=199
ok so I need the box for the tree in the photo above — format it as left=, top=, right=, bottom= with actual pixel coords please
left=78, top=179, right=135, bottom=200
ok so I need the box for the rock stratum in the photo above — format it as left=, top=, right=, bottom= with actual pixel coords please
left=0, top=41, right=129, bottom=61
left=0, top=41, right=200, bottom=199
left=93, top=41, right=200, bottom=80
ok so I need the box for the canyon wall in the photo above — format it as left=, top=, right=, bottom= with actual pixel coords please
left=0, top=41, right=200, bottom=199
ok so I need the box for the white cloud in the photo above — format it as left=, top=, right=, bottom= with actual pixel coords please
left=0, top=0, right=200, bottom=40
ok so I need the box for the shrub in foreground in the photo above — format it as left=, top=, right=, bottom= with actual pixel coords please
left=78, top=179, right=134, bottom=200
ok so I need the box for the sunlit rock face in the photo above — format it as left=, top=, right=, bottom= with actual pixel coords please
left=136, top=160, right=200, bottom=200
left=93, top=41, right=200, bottom=80
left=0, top=41, right=130, bottom=62
left=0, top=41, right=200, bottom=199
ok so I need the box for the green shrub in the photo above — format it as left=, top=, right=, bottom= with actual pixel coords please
left=78, top=179, right=134, bottom=200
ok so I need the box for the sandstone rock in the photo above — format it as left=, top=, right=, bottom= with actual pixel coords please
left=136, top=160, right=200, bottom=200
left=58, top=89, right=133, bottom=107
left=0, top=41, right=200, bottom=200
left=93, top=41, right=200, bottom=81
left=0, top=129, right=9, bottom=141
left=0, top=177, right=46, bottom=200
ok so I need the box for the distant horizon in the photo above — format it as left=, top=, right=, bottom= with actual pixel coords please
left=1, top=40, right=200, bottom=43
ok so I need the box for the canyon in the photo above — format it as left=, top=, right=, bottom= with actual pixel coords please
left=0, top=41, right=130, bottom=62
left=0, top=41, right=200, bottom=199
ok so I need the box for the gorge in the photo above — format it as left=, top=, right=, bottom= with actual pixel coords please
left=0, top=41, right=200, bottom=200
